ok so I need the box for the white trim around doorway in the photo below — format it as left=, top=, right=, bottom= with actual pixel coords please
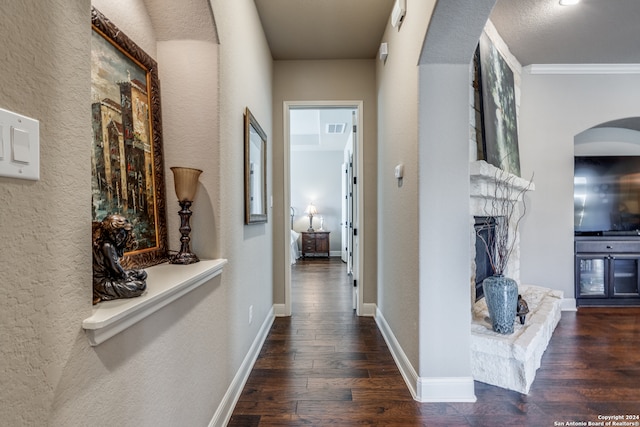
left=282, top=100, right=365, bottom=316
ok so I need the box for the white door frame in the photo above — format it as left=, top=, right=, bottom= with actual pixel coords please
left=282, top=100, right=365, bottom=316
left=341, top=160, right=349, bottom=263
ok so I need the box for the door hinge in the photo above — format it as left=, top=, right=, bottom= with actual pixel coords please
left=354, top=228, right=358, bottom=236
left=353, top=279, right=357, bottom=288
left=353, top=177, right=357, bottom=185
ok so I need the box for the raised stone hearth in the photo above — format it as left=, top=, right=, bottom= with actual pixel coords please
left=469, top=161, right=562, bottom=393
left=470, top=284, right=563, bottom=394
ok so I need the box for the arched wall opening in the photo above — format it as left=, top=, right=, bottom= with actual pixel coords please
left=575, top=118, right=640, bottom=156
left=414, top=0, right=497, bottom=402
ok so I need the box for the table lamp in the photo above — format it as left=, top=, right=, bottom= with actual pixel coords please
left=305, top=203, right=318, bottom=232
left=170, top=166, right=203, bottom=264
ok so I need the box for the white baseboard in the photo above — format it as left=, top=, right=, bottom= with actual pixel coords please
left=208, top=307, right=275, bottom=427
left=418, top=377, right=477, bottom=402
left=374, top=306, right=419, bottom=399
left=561, top=298, right=577, bottom=311
left=375, top=306, right=477, bottom=403
left=359, top=302, right=376, bottom=317
left=273, top=303, right=288, bottom=317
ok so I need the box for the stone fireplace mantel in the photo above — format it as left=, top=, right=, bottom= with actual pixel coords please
left=469, top=160, right=561, bottom=394
left=469, top=160, right=534, bottom=291
left=470, top=160, right=534, bottom=201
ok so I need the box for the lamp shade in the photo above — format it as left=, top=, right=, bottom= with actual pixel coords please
left=170, top=167, right=202, bottom=201
left=305, top=203, right=318, bottom=216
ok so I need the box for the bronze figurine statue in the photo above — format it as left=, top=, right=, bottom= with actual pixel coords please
left=92, top=214, right=147, bottom=304
left=517, top=294, right=529, bottom=325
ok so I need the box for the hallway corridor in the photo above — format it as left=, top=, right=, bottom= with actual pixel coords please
left=228, top=258, right=640, bottom=426
left=228, top=257, right=419, bottom=425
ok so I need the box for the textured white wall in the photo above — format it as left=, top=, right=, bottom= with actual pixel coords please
left=419, top=64, right=474, bottom=379
left=376, top=0, right=437, bottom=372
left=210, top=0, right=274, bottom=370
left=519, top=72, right=640, bottom=300
left=0, top=1, right=92, bottom=425
left=415, top=1, right=498, bottom=400
left=379, top=0, right=497, bottom=396
left=158, top=40, right=220, bottom=259
left=0, top=0, right=272, bottom=425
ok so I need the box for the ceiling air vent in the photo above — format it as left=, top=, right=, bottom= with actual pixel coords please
left=326, top=123, right=346, bottom=134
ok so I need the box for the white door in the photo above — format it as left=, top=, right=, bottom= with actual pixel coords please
left=341, top=162, right=348, bottom=262
left=350, top=111, right=359, bottom=310
left=346, top=154, right=354, bottom=274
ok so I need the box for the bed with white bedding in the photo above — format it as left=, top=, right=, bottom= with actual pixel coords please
left=290, top=207, right=301, bottom=264
left=290, top=230, right=300, bottom=264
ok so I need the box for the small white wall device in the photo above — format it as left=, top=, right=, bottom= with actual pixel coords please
left=391, top=0, right=406, bottom=29
left=0, top=107, right=40, bottom=180
left=394, top=163, right=404, bottom=179
left=379, top=43, right=388, bottom=62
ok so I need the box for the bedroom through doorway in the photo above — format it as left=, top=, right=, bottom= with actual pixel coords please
left=284, top=101, right=363, bottom=315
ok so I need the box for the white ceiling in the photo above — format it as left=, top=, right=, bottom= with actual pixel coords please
left=255, top=0, right=640, bottom=138
left=254, top=0, right=394, bottom=60
left=254, top=0, right=640, bottom=65
left=142, top=0, right=217, bottom=42
left=290, top=108, right=355, bottom=152
left=490, top=0, right=640, bottom=65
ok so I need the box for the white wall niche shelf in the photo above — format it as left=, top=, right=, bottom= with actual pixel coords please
left=83, top=258, right=228, bottom=346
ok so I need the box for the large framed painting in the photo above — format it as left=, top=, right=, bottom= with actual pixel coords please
left=477, top=31, right=521, bottom=177
left=91, top=7, right=168, bottom=268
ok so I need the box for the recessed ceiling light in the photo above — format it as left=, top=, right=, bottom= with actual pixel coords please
left=559, top=0, right=579, bottom=5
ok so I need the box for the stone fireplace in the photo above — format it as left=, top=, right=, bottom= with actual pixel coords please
left=468, top=160, right=563, bottom=394
left=473, top=216, right=495, bottom=301
left=469, top=160, right=530, bottom=301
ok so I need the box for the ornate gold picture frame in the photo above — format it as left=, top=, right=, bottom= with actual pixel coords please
left=91, top=7, right=168, bottom=268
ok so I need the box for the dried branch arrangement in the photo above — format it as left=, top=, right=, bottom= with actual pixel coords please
left=477, top=168, right=534, bottom=276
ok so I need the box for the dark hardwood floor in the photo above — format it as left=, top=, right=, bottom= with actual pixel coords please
left=229, top=257, right=640, bottom=426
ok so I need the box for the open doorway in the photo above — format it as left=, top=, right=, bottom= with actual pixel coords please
left=283, top=101, right=364, bottom=315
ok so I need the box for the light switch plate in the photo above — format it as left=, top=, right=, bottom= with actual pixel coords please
left=394, top=163, right=404, bottom=179
left=0, top=107, right=39, bottom=180
left=12, top=127, right=31, bottom=163
left=391, top=0, right=406, bottom=29
left=0, top=124, right=4, bottom=159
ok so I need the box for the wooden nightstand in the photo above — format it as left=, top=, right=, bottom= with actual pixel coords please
left=301, top=231, right=330, bottom=258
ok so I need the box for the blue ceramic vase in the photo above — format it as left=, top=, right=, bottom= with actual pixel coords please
left=482, top=275, right=518, bottom=334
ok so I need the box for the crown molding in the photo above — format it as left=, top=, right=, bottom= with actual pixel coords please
left=525, top=64, right=640, bottom=75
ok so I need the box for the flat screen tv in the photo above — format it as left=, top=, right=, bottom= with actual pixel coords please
left=574, top=156, right=640, bottom=236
